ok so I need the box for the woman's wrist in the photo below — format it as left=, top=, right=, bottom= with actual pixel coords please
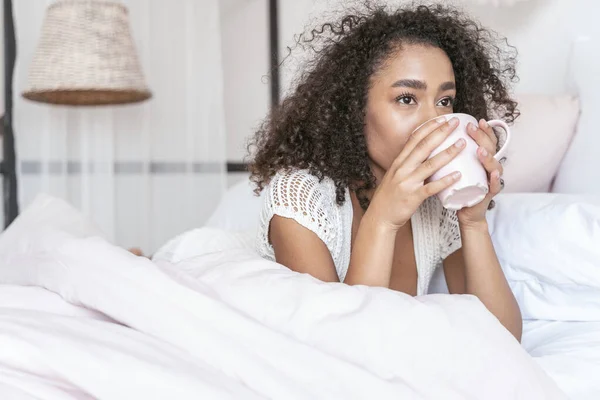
left=458, top=218, right=489, bottom=234
left=363, top=206, right=403, bottom=234
left=346, top=204, right=398, bottom=288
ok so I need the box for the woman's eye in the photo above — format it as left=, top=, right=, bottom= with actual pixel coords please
left=397, top=96, right=415, bottom=105
left=438, top=97, right=454, bottom=107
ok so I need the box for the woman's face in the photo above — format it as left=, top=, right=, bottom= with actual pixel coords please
left=364, top=44, right=456, bottom=178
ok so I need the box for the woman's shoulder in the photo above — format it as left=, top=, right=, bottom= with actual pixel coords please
left=265, top=169, right=338, bottom=208
left=260, top=168, right=345, bottom=240
left=257, top=168, right=346, bottom=263
left=257, top=170, right=352, bottom=278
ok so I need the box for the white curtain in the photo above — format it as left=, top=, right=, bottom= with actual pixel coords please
left=13, top=0, right=227, bottom=254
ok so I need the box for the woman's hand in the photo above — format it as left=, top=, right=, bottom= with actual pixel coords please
left=128, top=247, right=149, bottom=258
left=456, top=119, right=504, bottom=228
left=368, top=116, right=465, bottom=231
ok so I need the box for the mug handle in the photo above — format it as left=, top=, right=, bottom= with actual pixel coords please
left=486, top=119, right=511, bottom=160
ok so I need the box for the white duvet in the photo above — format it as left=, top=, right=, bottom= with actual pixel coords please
left=0, top=194, right=594, bottom=399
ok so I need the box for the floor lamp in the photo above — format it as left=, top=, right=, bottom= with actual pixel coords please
left=1, top=0, right=151, bottom=229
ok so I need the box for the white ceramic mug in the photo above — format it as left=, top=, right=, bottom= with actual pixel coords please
left=425, top=113, right=511, bottom=211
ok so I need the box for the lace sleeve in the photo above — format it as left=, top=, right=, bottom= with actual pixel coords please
left=257, top=170, right=341, bottom=261
left=439, top=206, right=462, bottom=260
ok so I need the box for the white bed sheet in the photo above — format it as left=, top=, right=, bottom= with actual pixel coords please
left=4, top=280, right=597, bottom=399
left=523, top=320, right=600, bottom=400
left=0, top=232, right=566, bottom=399
left=0, top=284, right=114, bottom=322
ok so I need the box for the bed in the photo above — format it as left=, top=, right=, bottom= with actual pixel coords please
left=204, top=189, right=600, bottom=400
left=0, top=185, right=598, bottom=399
left=522, top=320, right=600, bottom=399
left=0, top=171, right=596, bottom=400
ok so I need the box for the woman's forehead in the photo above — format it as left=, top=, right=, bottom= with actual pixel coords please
left=376, top=44, right=455, bottom=85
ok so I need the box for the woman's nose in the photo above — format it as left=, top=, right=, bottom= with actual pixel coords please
left=426, top=105, right=454, bottom=122
left=421, top=108, right=442, bottom=125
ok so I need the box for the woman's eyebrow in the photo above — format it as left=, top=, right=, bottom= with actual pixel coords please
left=439, top=81, right=456, bottom=91
left=391, top=79, right=426, bottom=89
left=391, top=80, right=455, bottom=91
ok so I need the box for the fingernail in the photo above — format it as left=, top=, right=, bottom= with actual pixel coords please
left=449, top=117, right=459, bottom=126
left=480, top=147, right=488, bottom=157
left=455, top=139, right=465, bottom=148
left=492, top=170, right=500, bottom=179
left=468, top=123, right=477, bottom=132
left=453, top=171, right=462, bottom=179
left=436, top=116, right=447, bottom=123
left=481, top=119, right=489, bottom=128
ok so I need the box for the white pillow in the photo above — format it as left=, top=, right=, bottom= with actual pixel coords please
left=553, top=39, right=600, bottom=195
left=430, top=193, right=600, bottom=322
left=502, top=94, right=580, bottom=193
left=489, top=193, right=600, bottom=321
left=205, top=178, right=263, bottom=232
left=0, top=193, right=106, bottom=256
left=152, top=227, right=256, bottom=263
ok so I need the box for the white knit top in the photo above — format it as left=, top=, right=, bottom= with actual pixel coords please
left=256, top=169, right=462, bottom=295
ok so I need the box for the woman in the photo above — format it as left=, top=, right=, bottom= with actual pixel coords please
left=248, top=3, right=522, bottom=341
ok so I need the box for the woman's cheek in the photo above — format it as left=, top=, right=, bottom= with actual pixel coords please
left=382, top=133, right=409, bottom=166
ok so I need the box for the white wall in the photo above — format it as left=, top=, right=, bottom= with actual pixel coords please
left=455, top=0, right=598, bottom=95
left=278, top=0, right=599, bottom=95
left=220, top=0, right=270, bottom=164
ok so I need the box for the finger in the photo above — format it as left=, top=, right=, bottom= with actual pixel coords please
left=391, top=116, right=450, bottom=170
left=477, top=146, right=504, bottom=176
left=488, top=169, right=502, bottom=197
left=411, top=137, right=466, bottom=182
left=418, top=170, right=462, bottom=200
left=479, top=119, right=498, bottom=148
left=468, top=122, right=496, bottom=155
left=401, top=117, right=460, bottom=169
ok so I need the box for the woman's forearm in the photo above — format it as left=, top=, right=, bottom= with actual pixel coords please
left=344, top=210, right=396, bottom=288
left=460, top=221, right=522, bottom=341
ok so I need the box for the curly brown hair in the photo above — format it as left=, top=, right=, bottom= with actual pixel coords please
left=247, top=2, right=519, bottom=209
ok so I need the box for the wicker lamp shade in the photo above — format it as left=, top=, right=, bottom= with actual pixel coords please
left=22, top=0, right=151, bottom=106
